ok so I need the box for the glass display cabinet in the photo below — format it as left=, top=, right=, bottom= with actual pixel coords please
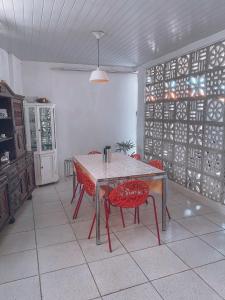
left=24, top=103, right=58, bottom=185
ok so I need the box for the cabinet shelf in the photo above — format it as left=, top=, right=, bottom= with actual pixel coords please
left=0, top=117, right=12, bottom=120
left=0, top=137, right=13, bottom=143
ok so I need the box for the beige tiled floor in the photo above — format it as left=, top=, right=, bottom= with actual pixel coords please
left=0, top=177, right=225, bottom=299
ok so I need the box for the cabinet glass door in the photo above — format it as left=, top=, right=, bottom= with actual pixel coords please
left=28, top=107, right=37, bottom=151
left=39, top=107, right=53, bottom=151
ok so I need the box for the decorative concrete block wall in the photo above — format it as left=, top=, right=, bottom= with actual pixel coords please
left=144, top=40, right=225, bottom=204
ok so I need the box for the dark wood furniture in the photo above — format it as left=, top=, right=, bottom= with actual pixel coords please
left=0, top=81, right=35, bottom=229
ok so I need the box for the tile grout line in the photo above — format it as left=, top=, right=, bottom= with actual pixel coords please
left=31, top=197, right=43, bottom=300
left=55, top=182, right=104, bottom=298
left=162, top=242, right=225, bottom=299
left=1, top=180, right=221, bottom=297
left=115, top=236, right=165, bottom=300
left=57, top=179, right=225, bottom=299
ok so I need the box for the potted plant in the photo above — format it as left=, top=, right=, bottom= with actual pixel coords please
left=116, top=140, right=135, bottom=154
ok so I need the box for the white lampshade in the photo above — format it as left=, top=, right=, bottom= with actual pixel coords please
left=89, top=67, right=109, bottom=84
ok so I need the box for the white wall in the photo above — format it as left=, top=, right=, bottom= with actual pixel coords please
left=22, top=61, right=138, bottom=177
left=0, top=47, right=23, bottom=94
left=0, top=48, right=10, bottom=85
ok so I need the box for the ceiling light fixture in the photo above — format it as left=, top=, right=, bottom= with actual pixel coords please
left=89, top=31, right=109, bottom=84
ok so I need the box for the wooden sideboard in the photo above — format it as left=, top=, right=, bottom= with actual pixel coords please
left=0, top=81, right=35, bottom=230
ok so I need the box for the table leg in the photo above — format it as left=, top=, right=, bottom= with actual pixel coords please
left=162, top=175, right=168, bottom=231
left=96, top=183, right=101, bottom=245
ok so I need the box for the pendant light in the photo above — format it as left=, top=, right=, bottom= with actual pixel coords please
left=89, top=31, right=109, bottom=84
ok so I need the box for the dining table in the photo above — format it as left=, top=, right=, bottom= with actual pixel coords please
left=73, top=152, right=168, bottom=245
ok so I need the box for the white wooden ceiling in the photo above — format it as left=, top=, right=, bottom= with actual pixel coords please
left=0, top=0, right=225, bottom=67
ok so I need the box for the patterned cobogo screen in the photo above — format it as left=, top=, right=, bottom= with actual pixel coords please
left=144, top=40, right=225, bottom=204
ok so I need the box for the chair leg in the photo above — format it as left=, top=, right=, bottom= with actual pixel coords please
left=134, top=208, right=137, bottom=224
left=104, top=200, right=112, bottom=252
left=71, top=183, right=79, bottom=204
left=88, top=213, right=96, bottom=239
left=73, top=187, right=84, bottom=219
left=120, top=207, right=125, bottom=228
left=166, top=206, right=171, bottom=220
left=137, top=207, right=140, bottom=224
left=150, top=195, right=161, bottom=245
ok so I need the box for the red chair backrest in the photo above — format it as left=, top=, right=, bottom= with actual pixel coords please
left=82, top=172, right=95, bottom=197
left=74, top=161, right=84, bottom=184
left=130, top=153, right=141, bottom=160
left=109, top=180, right=149, bottom=208
left=88, top=150, right=101, bottom=154
left=148, top=159, right=163, bottom=170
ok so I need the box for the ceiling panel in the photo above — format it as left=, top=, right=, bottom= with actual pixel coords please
left=0, top=0, right=225, bottom=67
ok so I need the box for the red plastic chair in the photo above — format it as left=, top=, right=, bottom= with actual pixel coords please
left=86, top=175, right=125, bottom=241
left=71, top=161, right=84, bottom=204
left=72, top=162, right=86, bottom=218
left=88, top=180, right=161, bottom=252
left=148, top=159, right=171, bottom=220
left=130, top=153, right=141, bottom=160
left=88, top=150, right=101, bottom=154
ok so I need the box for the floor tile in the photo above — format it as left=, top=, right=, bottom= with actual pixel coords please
left=168, top=237, right=224, bottom=268
left=0, top=276, right=41, bottom=300
left=58, top=189, right=74, bottom=203
left=89, top=253, right=147, bottom=295
left=131, top=245, right=188, bottom=280
left=16, top=201, right=33, bottom=217
left=169, top=204, right=196, bottom=219
left=0, top=250, right=38, bottom=284
left=153, top=270, right=221, bottom=300
left=32, top=190, right=60, bottom=203
left=33, top=200, right=63, bottom=216
left=34, top=210, right=68, bottom=229
left=195, top=260, right=225, bottom=298
left=0, top=230, right=35, bottom=256
left=79, top=234, right=126, bottom=262
left=0, top=214, right=34, bottom=235
left=150, top=220, right=193, bottom=243
left=65, top=202, right=95, bottom=223
left=177, top=216, right=222, bottom=235
left=102, top=282, right=162, bottom=300
left=36, top=224, right=75, bottom=248
left=41, top=264, right=99, bottom=300
left=204, top=212, right=225, bottom=229
left=38, top=241, right=85, bottom=273
left=115, top=226, right=158, bottom=252
left=54, top=179, right=72, bottom=192
left=200, top=231, right=225, bottom=255
left=71, top=219, right=109, bottom=240
left=110, top=212, right=143, bottom=232
left=136, top=207, right=161, bottom=226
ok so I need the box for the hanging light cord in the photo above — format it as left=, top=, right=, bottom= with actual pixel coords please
left=97, top=38, right=100, bottom=68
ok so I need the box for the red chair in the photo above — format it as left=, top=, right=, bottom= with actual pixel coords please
left=148, top=159, right=171, bottom=220
left=130, top=153, right=141, bottom=160
left=71, top=161, right=83, bottom=204
left=88, top=150, right=101, bottom=154
left=88, top=180, right=161, bottom=252
left=72, top=163, right=86, bottom=218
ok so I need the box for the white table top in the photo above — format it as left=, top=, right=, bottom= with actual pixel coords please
left=74, top=153, right=165, bottom=183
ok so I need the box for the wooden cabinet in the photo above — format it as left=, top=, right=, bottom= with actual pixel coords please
left=27, top=157, right=35, bottom=193
left=0, top=81, right=35, bottom=230
left=14, top=126, right=26, bottom=158
left=24, top=103, right=58, bottom=185
left=0, top=176, right=9, bottom=229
